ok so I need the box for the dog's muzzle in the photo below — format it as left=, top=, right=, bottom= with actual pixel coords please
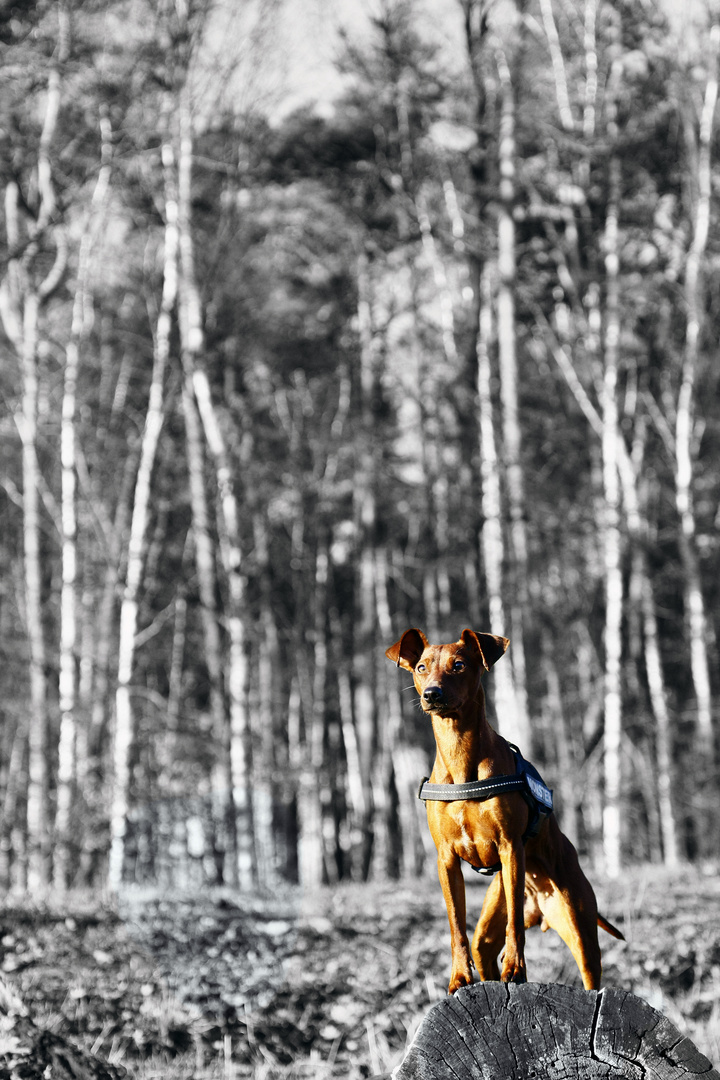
left=422, top=686, right=446, bottom=709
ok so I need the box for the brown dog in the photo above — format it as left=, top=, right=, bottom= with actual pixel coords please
left=386, top=627, right=623, bottom=993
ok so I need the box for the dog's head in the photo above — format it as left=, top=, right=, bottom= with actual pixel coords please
left=385, top=628, right=509, bottom=717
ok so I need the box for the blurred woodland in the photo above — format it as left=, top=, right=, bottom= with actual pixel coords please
left=1, top=0, right=719, bottom=897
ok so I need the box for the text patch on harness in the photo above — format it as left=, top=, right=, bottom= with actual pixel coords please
left=525, top=772, right=553, bottom=810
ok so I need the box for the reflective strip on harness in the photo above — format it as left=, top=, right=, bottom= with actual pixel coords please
left=417, top=775, right=527, bottom=802
left=417, top=744, right=553, bottom=876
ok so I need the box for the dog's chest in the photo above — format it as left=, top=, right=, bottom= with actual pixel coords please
left=435, top=801, right=498, bottom=867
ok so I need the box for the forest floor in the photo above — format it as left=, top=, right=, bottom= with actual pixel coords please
left=2, top=864, right=720, bottom=1079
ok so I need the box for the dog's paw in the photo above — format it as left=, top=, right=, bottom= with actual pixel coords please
left=500, top=959, right=527, bottom=984
left=447, top=969, right=474, bottom=994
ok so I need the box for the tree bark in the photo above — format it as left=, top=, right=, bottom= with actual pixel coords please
left=20, top=286, right=49, bottom=891
left=396, top=84, right=453, bottom=630
left=640, top=562, right=680, bottom=867
left=54, top=108, right=112, bottom=891
left=538, top=0, right=574, bottom=131
left=177, top=83, right=254, bottom=887
left=296, top=539, right=332, bottom=887
left=495, top=39, right=530, bottom=745
left=3, top=6, right=68, bottom=887
left=109, top=140, right=177, bottom=892
left=354, top=253, right=380, bottom=878
left=476, top=264, right=527, bottom=745
left=675, top=27, right=719, bottom=759
left=600, top=112, right=623, bottom=878
left=329, top=604, right=367, bottom=881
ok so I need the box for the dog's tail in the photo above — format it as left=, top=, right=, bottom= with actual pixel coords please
left=597, top=912, right=625, bottom=940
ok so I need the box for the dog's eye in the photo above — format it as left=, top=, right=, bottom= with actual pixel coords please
left=452, top=660, right=465, bottom=671
left=416, top=663, right=426, bottom=673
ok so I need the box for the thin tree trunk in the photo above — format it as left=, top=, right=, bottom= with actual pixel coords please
left=85, top=448, right=136, bottom=770
left=543, top=651, right=579, bottom=849
left=541, top=286, right=681, bottom=872
left=396, top=87, right=453, bottom=627
left=306, top=538, right=336, bottom=884
left=354, top=253, right=380, bottom=878
left=180, top=365, right=229, bottom=797
left=4, top=188, right=48, bottom=893
left=675, top=29, right=719, bottom=758
left=166, top=585, right=187, bottom=768
left=177, top=84, right=253, bottom=887
left=601, top=80, right=623, bottom=877
left=538, top=0, right=574, bottom=132
left=54, top=109, right=112, bottom=891
left=0, top=187, right=28, bottom=891
left=414, top=188, right=453, bottom=627
left=329, top=603, right=367, bottom=880
left=6, top=0, right=71, bottom=891
left=109, top=141, right=177, bottom=892
left=374, top=544, right=414, bottom=879
left=495, top=41, right=530, bottom=745
left=476, top=263, right=527, bottom=745
left=582, top=0, right=598, bottom=172
left=253, top=512, right=282, bottom=887
left=0, top=719, right=27, bottom=890
left=640, top=563, right=679, bottom=867
left=20, top=288, right=49, bottom=890
left=294, top=539, right=324, bottom=888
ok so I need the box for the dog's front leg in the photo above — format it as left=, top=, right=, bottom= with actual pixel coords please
left=436, top=849, right=473, bottom=993
left=498, top=839, right=527, bottom=983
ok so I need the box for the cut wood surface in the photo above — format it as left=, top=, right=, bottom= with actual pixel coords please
left=391, top=983, right=720, bottom=1079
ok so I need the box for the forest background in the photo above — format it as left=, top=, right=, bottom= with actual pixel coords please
left=1, top=0, right=719, bottom=910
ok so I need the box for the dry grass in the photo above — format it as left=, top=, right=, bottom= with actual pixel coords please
left=4, top=864, right=720, bottom=1078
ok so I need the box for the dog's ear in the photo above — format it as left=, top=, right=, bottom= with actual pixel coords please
left=460, top=629, right=509, bottom=672
left=385, top=628, right=429, bottom=671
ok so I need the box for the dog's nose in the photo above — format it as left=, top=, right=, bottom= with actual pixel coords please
left=423, top=685, right=444, bottom=707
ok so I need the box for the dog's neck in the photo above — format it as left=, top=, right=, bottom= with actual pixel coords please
left=428, top=689, right=507, bottom=784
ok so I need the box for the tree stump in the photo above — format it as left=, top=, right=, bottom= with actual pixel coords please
left=392, top=983, right=720, bottom=1080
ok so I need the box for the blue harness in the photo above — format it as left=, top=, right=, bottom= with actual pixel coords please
left=417, top=743, right=553, bottom=876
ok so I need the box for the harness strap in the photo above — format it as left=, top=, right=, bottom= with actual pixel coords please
left=417, top=743, right=553, bottom=877
left=417, top=775, right=526, bottom=802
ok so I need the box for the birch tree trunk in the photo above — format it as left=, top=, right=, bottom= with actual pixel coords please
left=543, top=651, right=579, bottom=850
left=601, top=75, right=623, bottom=877
left=54, top=110, right=112, bottom=891
left=308, top=540, right=334, bottom=883
left=180, top=331, right=230, bottom=795
left=0, top=3, right=70, bottom=888
left=495, top=40, right=530, bottom=745
left=641, top=561, right=680, bottom=867
left=476, top=264, right=527, bottom=744
left=253, top=512, right=283, bottom=886
left=374, top=544, right=420, bottom=878
left=542, top=309, right=680, bottom=868
left=396, top=85, right=453, bottom=629
left=109, top=141, right=177, bottom=892
left=538, top=0, right=574, bottom=132
left=354, top=253, right=380, bottom=879
left=675, top=28, right=719, bottom=759
left=177, top=84, right=254, bottom=887
left=19, top=288, right=48, bottom=891
left=414, top=184, right=453, bottom=628
left=329, top=604, right=367, bottom=880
